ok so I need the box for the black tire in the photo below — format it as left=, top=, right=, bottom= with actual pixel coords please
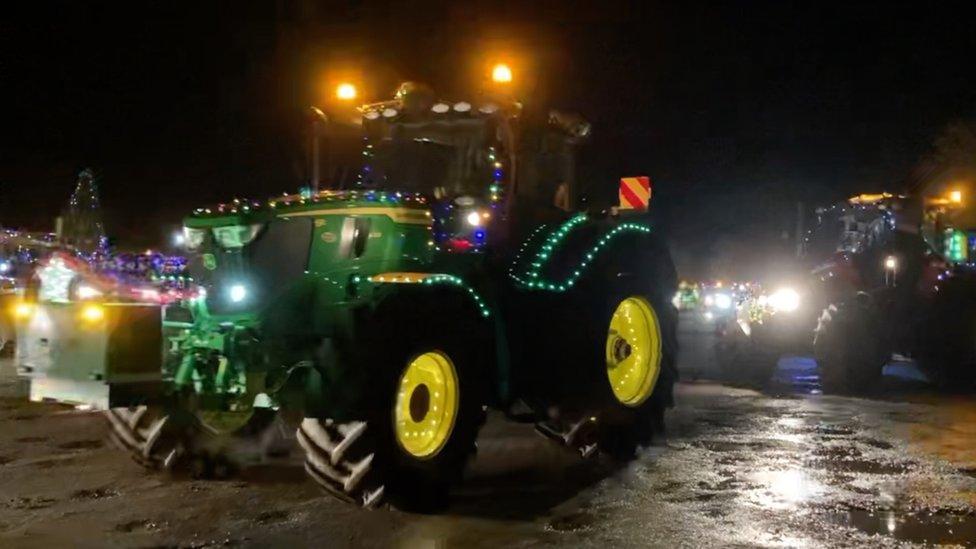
left=298, top=287, right=489, bottom=511
left=715, top=321, right=779, bottom=388
left=594, top=286, right=677, bottom=460
left=104, top=406, right=180, bottom=469
left=915, top=279, right=976, bottom=390
left=529, top=228, right=677, bottom=460
left=813, top=301, right=887, bottom=394
left=105, top=403, right=285, bottom=478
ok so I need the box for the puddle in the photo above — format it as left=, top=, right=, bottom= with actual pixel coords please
left=831, top=509, right=976, bottom=546
left=806, top=458, right=914, bottom=475
left=5, top=496, right=57, bottom=510
left=546, top=511, right=596, bottom=533
left=858, top=438, right=894, bottom=450
left=813, top=424, right=855, bottom=437
left=692, top=440, right=773, bottom=453
left=114, top=519, right=163, bottom=533
left=15, top=436, right=48, bottom=443
left=58, top=439, right=103, bottom=450
left=255, top=509, right=289, bottom=525
left=811, top=445, right=862, bottom=459
left=71, top=487, right=120, bottom=500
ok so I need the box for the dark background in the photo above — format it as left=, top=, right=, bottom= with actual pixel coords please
left=2, top=1, right=975, bottom=278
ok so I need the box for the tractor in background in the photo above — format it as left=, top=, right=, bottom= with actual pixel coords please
left=14, top=79, right=678, bottom=509
left=718, top=191, right=976, bottom=393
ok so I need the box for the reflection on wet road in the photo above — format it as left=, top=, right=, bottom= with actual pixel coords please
left=4, top=340, right=976, bottom=546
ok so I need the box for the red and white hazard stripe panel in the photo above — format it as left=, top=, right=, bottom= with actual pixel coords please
left=619, top=176, right=651, bottom=210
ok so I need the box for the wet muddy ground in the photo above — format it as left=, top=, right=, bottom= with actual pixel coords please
left=3, top=315, right=976, bottom=547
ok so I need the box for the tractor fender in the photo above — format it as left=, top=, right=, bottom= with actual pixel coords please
left=310, top=275, right=501, bottom=419
left=508, top=215, right=677, bottom=350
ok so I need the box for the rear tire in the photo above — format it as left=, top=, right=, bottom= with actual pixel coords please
left=814, top=301, right=887, bottom=394
left=915, top=280, right=976, bottom=390
left=595, top=290, right=676, bottom=460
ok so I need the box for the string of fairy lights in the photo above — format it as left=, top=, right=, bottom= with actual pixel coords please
left=360, top=273, right=492, bottom=318
left=193, top=190, right=430, bottom=217
left=509, top=213, right=653, bottom=292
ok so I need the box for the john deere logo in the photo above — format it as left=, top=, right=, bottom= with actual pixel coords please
left=202, top=253, right=217, bottom=270
left=321, top=232, right=337, bottom=243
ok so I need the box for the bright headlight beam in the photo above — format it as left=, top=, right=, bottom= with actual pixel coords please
left=229, top=284, right=247, bottom=303
left=80, top=304, right=105, bottom=322
left=768, top=288, right=800, bottom=312
left=714, top=293, right=733, bottom=310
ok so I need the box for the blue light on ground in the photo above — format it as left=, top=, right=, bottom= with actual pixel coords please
left=772, top=355, right=931, bottom=394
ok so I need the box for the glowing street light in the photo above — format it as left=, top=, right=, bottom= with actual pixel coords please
left=336, top=83, right=357, bottom=101
left=491, top=63, right=513, bottom=83
left=950, top=190, right=963, bottom=204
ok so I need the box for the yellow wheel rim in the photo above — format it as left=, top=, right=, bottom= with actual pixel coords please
left=606, top=296, right=662, bottom=406
left=394, top=351, right=459, bottom=459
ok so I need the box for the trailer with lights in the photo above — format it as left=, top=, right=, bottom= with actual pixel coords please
left=14, top=80, right=677, bottom=510
left=717, top=191, right=976, bottom=393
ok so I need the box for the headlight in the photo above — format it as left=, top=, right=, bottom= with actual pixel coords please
left=13, top=302, right=34, bottom=320
left=80, top=304, right=105, bottom=322
left=212, top=224, right=264, bottom=249
left=714, top=293, right=733, bottom=310
left=183, top=227, right=207, bottom=250
left=229, top=284, right=247, bottom=303
left=768, top=288, right=800, bottom=312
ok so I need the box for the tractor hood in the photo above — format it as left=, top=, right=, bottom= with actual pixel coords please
left=182, top=191, right=432, bottom=317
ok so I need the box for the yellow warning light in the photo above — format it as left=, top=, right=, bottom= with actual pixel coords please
left=950, top=190, right=962, bottom=204
left=491, top=63, right=513, bottom=83
left=336, top=83, right=357, bottom=101
left=80, top=304, right=105, bottom=323
left=13, top=302, right=34, bottom=320
left=848, top=193, right=893, bottom=205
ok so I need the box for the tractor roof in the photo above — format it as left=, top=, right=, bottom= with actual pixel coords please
left=186, top=189, right=430, bottom=227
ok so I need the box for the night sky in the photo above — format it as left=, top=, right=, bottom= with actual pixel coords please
left=2, top=1, right=975, bottom=278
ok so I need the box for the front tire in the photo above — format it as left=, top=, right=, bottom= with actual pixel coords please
left=715, top=321, right=780, bottom=388
left=104, top=406, right=179, bottom=469
left=105, top=403, right=283, bottom=477
left=299, top=288, right=489, bottom=510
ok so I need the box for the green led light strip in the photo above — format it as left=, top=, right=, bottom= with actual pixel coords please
left=368, top=273, right=492, bottom=318
left=510, top=215, right=652, bottom=292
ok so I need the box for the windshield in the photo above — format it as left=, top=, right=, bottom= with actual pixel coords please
left=364, top=139, right=456, bottom=194
left=325, top=119, right=497, bottom=197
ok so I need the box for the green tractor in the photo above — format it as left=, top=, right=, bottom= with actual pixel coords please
left=21, top=83, right=678, bottom=509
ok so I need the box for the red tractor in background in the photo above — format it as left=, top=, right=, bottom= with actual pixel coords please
left=718, top=191, right=976, bottom=393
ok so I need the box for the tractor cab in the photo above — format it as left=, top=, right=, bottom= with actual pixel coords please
left=315, top=82, right=590, bottom=252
